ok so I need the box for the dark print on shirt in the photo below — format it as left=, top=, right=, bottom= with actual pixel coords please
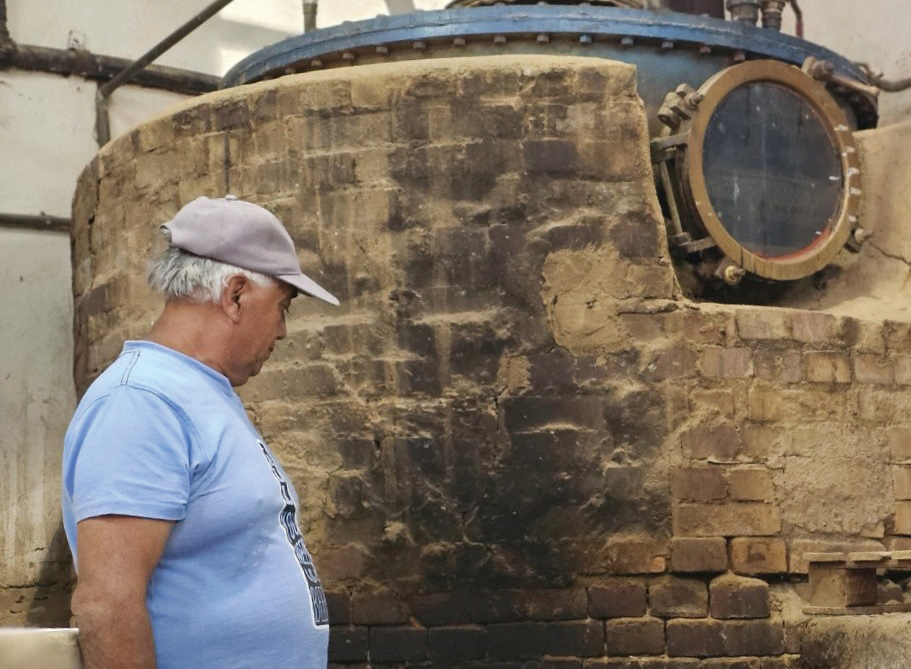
left=258, top=440, right=329, bottom=626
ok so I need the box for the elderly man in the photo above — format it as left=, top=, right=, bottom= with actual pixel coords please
left=62, top=196, right=337, bottom=669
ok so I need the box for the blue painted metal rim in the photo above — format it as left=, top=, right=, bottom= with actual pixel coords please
left=221, top=6, right=870, bottom=89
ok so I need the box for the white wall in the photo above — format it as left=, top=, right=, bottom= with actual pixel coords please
left=0, top=230, right=74, bottom=591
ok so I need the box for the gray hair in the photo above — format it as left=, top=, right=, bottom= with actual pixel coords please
left=148, top=245, right=276, bottom=303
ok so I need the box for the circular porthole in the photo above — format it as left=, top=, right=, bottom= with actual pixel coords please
left=654, top=60, right=862, bottom=283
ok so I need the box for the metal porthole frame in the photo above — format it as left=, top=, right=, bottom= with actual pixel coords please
left=669, top=59, right=862, bottom=282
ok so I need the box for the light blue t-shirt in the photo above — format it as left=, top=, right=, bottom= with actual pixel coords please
left=62, top=341, right=329, bottom=669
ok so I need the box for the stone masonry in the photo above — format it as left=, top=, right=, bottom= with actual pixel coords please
left=67, top=55, right=911, bottom=666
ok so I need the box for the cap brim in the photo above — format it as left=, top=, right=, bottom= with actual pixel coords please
left=278, top=273, right=340, bottom=306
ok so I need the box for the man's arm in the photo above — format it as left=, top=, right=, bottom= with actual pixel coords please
left=72, top=515, right=174, bottom=669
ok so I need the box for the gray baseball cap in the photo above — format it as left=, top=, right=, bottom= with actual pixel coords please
left=162, top=195, right=339, bottom=306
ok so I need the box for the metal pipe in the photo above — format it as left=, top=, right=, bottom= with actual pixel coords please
left=99, top=0, right=235, bottom=98
left=3, top=44, right=219, bottom=95
left=789, top=0, right=803, bottom=38
left=0, top=0, right=10, bottom=44
left=760, top=0, right=785, bottom=31
left=96, top=0, right=238, bottom=145
left=726, top=0, right=759, bottom=25
left=0, top=213, right=70, bottom=233
left=304, top=0, right=318, bottom=33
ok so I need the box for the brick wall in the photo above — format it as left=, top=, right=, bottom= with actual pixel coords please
left=69, top=55, right=906, bottom=664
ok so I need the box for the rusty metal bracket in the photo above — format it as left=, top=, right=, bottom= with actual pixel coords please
left=803, top=56, right=881, bottom=100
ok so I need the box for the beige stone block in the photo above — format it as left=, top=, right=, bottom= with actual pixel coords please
left=673, top=503, right=781, bottom=537
left=681, top=425, right=740, bottom=460
left=805, top=352, right=852, bottom=384
left=894, top=355, right=911, bottom=385
left=753, top=349, right=803, bottom=383
left=749, top=387, right=844, bottom=423
left=689, top=389, right=736, bottom=418
left=736, top=308, right=790, bottom=340
left=894, top=467, right=911, bottom=500
left=699, top=347, right=753, bottom=379
left=730, top=537, right=787, bottom=575
left=670, top=537, right=728, bottom=573
left=728, top=469, right=775, bottom=502
left=889, top=427, right=911, bottom=461
left=790, top=312, right=839, bottom=344
left=604, top=537, right=667, bottom=575
left=853, top=354, right=893, bottom=385
left=894, top=501, right=911, bottom=535
left=671, top=467, right=727, bottom=502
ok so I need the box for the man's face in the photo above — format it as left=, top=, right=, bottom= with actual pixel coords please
left=229, top=279, right=296, bottom=386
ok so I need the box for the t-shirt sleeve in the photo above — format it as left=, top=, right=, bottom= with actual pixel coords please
left=67, top=386, right=195, bottom=523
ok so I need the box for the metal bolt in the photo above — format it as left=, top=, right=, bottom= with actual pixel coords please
left=376, top=45, right=389, bottom=55
left=722, top=263, right=746, bottom=285
left=536, top=34, right=550, bottom=44
left=620, top=36, right=634, bottom=47
left=662, top=40, right=674, bottom=50
left=494, top=35, right=507, bottom=44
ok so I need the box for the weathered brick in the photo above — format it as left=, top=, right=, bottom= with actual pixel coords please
left=727, top=469, right=775, bottom=502
left=895, top=356, right=911, bottom=385
left=790, top=312, right=839, bottom=343
left=524, top=588, right=588, bottom=621
left=589, top=580, right=647, bottom=618
left=671, top=467, right=727, bottom=502
left=605, top=538, right=666, bottom=575
left=326, top=591, right=350, bottom=624
left=888, top=427, right=911, bottom=460
left=853, top=354, right=893, bottom=385
left=804, top=352, right=851, bottom=384
left=884, top=320, right=911, bottom=353
left=736, top=309, right=789, bottom=340
left=689, top=390, right=736, bottom=418
left=642, top=345, right=697, bottom=382
left=842, top=317, right=884, bottom=353
left=699, top=347, right=753, bottom=378
left=894, top=501, right=911, bottom=535
left=759, top=657, right=801, bottom=669
left=722, top=620, right=784, bottom=656
left=730, top=538, right=788, bottom=575
left=681, top=425, right=741, bottom=460
left=428, top=626, right=487, bottom=665
left=753, top=350, right=803, bottom=383
left=679, top=310, right=737, bottom=345
left=329, top=626, right=368, bottom=662
left=749, top=388, right=843, bottom=422
left=605, top=618, right=665, bottom=656
left=351, top=591, right=410, bottom=625
left=673, top=504, right=781, bottom=537
left=524, top=139, right=578, bottom=174
left=666, top=619, right=724, bottom=657
left=710, top=574, right=770, bottom=619
left=488, top=621, right=604, bottom=659
left=369, top=626, right=428, bottom=663
left=412, top=592, right=472, bottom=626
left=895, top=467, right=911, bottom=500
left=670, top=537, right=728, bottom=573
left=648, top=576, right=708, bottom=618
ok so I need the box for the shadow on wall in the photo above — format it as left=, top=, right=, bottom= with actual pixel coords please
left=26, top=523, right=74, bottom=627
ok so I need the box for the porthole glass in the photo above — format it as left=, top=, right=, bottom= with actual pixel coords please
left=702, top=82, right=843, bottom=258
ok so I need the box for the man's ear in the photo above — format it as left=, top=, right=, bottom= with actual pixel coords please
left=220, top=274, right=250, bottom=323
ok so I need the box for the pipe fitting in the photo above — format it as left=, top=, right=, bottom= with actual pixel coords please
left=760, top=0, right=786, bottom=31
left=726, top=0, right=760, bottom=25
